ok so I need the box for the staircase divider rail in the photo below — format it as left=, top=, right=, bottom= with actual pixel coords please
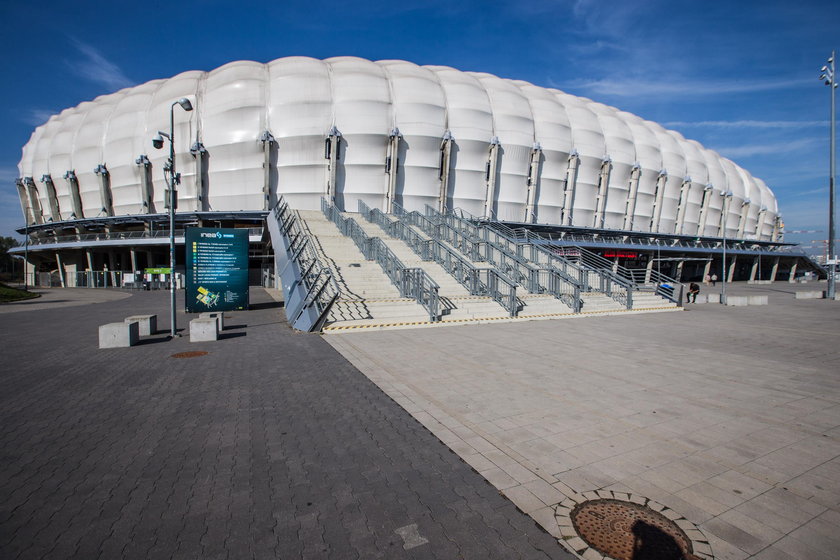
left=497, top=218, right=681, bottom=305
left=363, top=200, right=519, bottom=316
left=449, top=207, right=641, bottom=309
left=321, top=198, right=441, bottom=322
left=267, top=197, right=339, bottom=332
left=422, top=205, right=582, bottom=312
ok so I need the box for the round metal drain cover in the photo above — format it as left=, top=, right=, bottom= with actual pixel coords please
left=571, top=499, right=697, bottom=560
left=171, top=351, right=209, bottom=359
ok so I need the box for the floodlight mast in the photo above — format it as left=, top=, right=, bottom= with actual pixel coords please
left=153, top=97, right=194, bottom=338
left=820, top=52, right=837, bottom=298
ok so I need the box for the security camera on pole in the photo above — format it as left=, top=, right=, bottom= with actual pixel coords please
left=152, top=97, right=193, bottom=338
left=820, top=52, right=837, bottom=298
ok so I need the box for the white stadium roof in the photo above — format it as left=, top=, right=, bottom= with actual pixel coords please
left=16, top=56, right=779, bottom=240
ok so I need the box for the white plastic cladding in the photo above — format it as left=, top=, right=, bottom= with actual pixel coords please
left=17, top=56, right=778, bottom=240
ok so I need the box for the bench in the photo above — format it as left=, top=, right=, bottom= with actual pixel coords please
left=99, top=321, right=139, bottom=348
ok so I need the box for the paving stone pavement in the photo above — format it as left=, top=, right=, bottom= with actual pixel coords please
left=327, top=282, right=840, bottom=560
left=0, top=288, right=573, bottom=560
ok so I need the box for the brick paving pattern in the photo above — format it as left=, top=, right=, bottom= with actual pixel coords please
left=0, top=288, right=571, bottom=560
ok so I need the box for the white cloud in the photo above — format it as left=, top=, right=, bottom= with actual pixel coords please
left=67, top=38, right=133, bottom=92
left=713, top=138, right=817, bottom=158
left=664, top=120, right=828, bottom=129
left=21, top=109, right=58, bottom=127
left=0, top=166, right=20, bottom=183
left=564, top=77, right=809, bottom=98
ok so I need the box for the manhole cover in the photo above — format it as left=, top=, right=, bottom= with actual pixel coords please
left=571, top=499, right=698, bottom=560
left=170, top=351, right=209, bottom=359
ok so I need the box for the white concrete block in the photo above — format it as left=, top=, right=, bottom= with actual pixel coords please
left=199, top=312, right=224, bottom=331
left=747, top=295, right=769, bottom=305
left=795, top=291, right=824, bottom=300
left=723, top=295, right=749, bottom=306
left=125, top=314, right=157, bottom=336
left=190, top=318, right=218, bottom=342
left=99, top=321, right=139, bottom=348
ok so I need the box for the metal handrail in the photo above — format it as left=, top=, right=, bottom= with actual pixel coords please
left=323, top=198, right=441, bottom=321
left=363, top=200, right=520, bottom=316
left=424, top=205, right=583, bottom=311
left=271, top=198, right=340, bottom=331
left=447, top=208, right=641, bottom=308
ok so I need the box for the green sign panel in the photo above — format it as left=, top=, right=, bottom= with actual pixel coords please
left=185, top=227, right=249, bottom=312
left=144, top=267, right=171, bottom=274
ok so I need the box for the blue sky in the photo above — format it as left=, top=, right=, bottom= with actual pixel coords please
left=1, top=0, right=837, bottom=253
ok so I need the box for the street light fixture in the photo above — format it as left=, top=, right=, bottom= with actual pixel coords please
left=153, top=97, right=194, bottom=338
left=820, top=51, right=837, bottom=298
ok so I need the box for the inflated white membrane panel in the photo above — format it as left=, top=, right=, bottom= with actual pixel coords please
left=16, top=56, right=778, bottom=240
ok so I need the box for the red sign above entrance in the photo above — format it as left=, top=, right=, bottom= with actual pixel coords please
left=603, top=251, right=639, bottom=258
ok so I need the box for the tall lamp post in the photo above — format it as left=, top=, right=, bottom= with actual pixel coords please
left=153, top=97, right=194, bottom=338
left=23, top=210, right=30, bottom=291
left=820, top=52, right=837, bottom=298
left=720, top=191, right=733, bottom=304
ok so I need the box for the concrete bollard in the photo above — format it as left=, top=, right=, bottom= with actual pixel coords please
left=722, top=295, right=749, bottom=306
left=199, top=312, right=224, bottom=331
left=125, top=314, right=157, bottom=336
left=795, top=291, right=824, bottom=300
left=190, top=318, right=218, bottom=342
left=99, top=321, right=139, bottom=348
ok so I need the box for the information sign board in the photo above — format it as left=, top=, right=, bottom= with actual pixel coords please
left=185, top=227, right=249, bottom=312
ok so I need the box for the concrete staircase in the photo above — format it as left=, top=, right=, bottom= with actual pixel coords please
left=631, top=291, right=680, bottom=310
left=350, top=215, right=510, bottom=322
left=289, top=209, right=680, bottom=331
left=298, top=210, right=432, bottom=328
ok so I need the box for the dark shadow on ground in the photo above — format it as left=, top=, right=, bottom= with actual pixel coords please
left=219, top=332, right=246, bottom=340
left=631, top=520, right=698, bottom=560
left=249, top=300, right=283, bottom=310
left=136, top=337, right=172, bottom=346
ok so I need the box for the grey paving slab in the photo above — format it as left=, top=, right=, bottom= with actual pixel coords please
left=0, top=288, right=571, bottom=560
left=327, top=281, right=840, bottom=559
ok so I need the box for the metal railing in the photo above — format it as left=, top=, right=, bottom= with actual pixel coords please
left=269, top=197, right=339, bottom=332
left=361, top=200, right=520, bottom=316
left=322, top=199, right=441, bottom=321
left=446, top=208, right=645, bottom=308
left=462, top=216, right=807, bottom=256
left=423, top=205, right=583, bottom=311
left=556, top=246, right=680, bottom=304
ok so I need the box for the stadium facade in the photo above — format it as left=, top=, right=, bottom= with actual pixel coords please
left=12, top=56, right=815, bottom=286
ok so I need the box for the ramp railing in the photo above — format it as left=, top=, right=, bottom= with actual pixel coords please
left=322, top=198, right=441, bottom=322
left=266, top=197, right=339, bottom=332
